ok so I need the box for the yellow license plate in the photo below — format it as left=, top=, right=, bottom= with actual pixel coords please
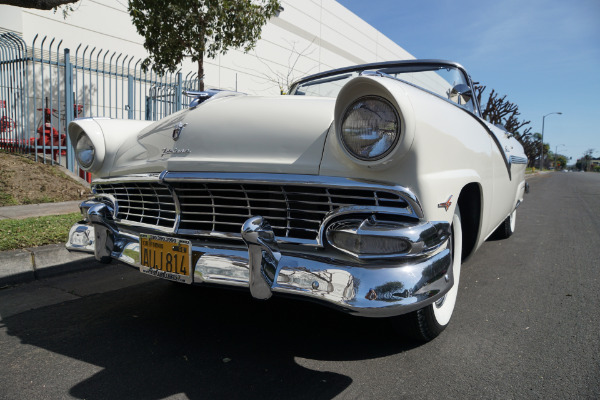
left=139, top=234, right=192, bottom=284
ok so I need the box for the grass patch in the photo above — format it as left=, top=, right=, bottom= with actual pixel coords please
left=0, top=192, right=17, bottom=207
left=21, top=195, right=59, bottom=205
left=0, top=213, right=82, bottom=251
left=0, top=150, right=91, bottom=206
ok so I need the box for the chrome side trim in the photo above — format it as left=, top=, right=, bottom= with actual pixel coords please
left=509, top=155, right=528, bottom=165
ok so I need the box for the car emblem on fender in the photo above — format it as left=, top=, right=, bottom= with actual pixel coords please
left=438, top=195, right=453, bottom=211
left=172, top=122, right=187, bottom=141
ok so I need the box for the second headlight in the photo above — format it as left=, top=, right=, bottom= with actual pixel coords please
left=340, top=96, right=400, bottom=161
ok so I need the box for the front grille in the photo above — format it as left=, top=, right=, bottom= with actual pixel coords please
left=93, top=178, right=412, bottom=243
left=94, top=182, right=177, bottom=229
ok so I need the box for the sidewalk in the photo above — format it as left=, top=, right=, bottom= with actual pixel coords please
left=0, top=200, right=82, bottom=220
left=0, top=201, right=98, bottom=287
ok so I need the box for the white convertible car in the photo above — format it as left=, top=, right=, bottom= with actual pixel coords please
left=66, top=60, right=528, bottom=341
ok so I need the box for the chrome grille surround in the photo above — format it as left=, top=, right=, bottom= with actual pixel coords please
left=92, top=172, right=422, bottom=246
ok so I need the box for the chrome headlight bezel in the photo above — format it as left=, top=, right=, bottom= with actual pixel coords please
left=68, top=119, right=107, bottom=174
left=75, top=132, right=95, bottom=169
left=339, top=96, right=401, bottom=161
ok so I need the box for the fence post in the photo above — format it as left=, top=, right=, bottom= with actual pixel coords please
left=145, top=95, right=152, bottom=121
left=176, top=72, right=182, bottom=111
left=127, top=74, right=134, bottom=119
left=64, top=48, right=75, bottom=172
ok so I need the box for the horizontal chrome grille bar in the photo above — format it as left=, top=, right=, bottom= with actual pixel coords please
left=91, top=173, right=421, bottom=245
left=170, top=180, right=410, bottom=242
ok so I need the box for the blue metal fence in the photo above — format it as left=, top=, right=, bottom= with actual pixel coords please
left=0, top=32, right=200, bottom=175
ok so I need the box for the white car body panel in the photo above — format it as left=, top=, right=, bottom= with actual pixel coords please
left=71, top=96, right=336, bottom=177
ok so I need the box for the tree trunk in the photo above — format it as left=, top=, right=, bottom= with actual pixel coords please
left=198, top=57, right=204, bottom=91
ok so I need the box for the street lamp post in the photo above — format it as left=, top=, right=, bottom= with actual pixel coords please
left=555, top=144, right=565, bottom=170
left=540, top=112, right=562, bottom=171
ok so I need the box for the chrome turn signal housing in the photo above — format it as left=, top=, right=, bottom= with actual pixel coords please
left=326, top=216, right=450, bottom=260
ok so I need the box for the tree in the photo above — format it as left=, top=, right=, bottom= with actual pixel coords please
left=554, top=154, right=568, bottom=170
left=0, top=0, right=77, bottom=9
left=530, top=132, right=550, bottom=169
left=128, top=0, right=281, bottom=91
left=577, top=148, right=596, bottom=172
left=475, top=86, right=538, bottom=167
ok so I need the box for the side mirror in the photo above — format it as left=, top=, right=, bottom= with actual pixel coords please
left=450, top=84, right=473, bottom=105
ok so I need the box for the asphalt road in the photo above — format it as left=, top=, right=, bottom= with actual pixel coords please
left=0, top=172, right=598, bottom=400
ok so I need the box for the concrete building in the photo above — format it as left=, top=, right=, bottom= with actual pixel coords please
left=0, top=0, right=413, bottom=95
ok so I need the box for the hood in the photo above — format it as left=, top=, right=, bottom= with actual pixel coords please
left=109, top=94, right=336, bottom=176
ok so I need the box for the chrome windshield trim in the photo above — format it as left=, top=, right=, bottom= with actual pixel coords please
left=291, top=59, right=468, bottom=91
left=290, top=59, right=481, bottom=118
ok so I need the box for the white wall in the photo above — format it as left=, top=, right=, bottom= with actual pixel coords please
left=1, top=0, right=413, bottom=95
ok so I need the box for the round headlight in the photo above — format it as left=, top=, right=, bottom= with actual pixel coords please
left=340, top=96, right=400, bottom=160
left=75, top=133, right=95, bottom=169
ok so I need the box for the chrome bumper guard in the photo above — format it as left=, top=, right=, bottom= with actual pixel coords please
left=67, top=201, right=453, bottom=318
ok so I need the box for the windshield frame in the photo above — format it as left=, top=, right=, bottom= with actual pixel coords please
left=289, top=59, right=481, bottom=117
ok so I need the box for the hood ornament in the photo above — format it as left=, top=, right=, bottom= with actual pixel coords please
left=172, top=122, right=187, bottom=141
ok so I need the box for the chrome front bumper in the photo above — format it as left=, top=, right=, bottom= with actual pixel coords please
left=67, top=201, right=454, bottom=318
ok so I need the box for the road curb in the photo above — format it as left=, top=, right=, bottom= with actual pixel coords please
left=0, top=243, right=98, bottom=287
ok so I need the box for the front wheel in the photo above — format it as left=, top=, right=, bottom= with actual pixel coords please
left=392, top=207, right=463, bottom=342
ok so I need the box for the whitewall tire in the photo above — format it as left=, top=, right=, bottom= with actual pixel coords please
left=393, top=207, right=462, bottom=342
left=492, top=209, right=516, bottom=240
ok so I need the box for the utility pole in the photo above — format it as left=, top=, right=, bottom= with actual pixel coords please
left=540, top=112, right=562, bottom=170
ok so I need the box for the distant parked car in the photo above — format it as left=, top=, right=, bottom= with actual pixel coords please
left=66, top=60, right=528, bottom=341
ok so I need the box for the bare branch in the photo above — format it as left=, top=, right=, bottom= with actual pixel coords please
left=252, top=38, right=316, bottom=94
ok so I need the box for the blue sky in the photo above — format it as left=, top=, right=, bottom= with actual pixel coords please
left=337, top=0, right=600, bottom=163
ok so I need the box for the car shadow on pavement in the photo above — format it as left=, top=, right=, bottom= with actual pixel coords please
left=2, top=279, right=418, bottom=399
